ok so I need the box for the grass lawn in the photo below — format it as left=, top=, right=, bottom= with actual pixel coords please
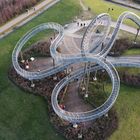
left=0, top=86, right=65, bottom=140
left=83, top=0, right=140, bottom=28
left=105, top=84, right=140, bottom=140
left=0, top=0, right=81, bottom=139
left=123, top=48, right=140, bottom=56
left=117, top=67, right=140, bottom=76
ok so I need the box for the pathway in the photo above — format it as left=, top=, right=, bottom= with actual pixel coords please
left=28, top=57, right=53, bottom=72
left=108, top=0, right=140, bottom=11
left=0, top=0, right=60, bottom=38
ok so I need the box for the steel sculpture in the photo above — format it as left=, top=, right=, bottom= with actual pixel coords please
left=12, top=11, right=140, bottom=123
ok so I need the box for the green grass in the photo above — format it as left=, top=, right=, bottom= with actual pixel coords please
left=0, top=0, right=81, bottom=139
left=117, top=67, right=140, bottom=75
left=105, top=84, right=140, bottom=140
left=123, top=48, right=140, bottom=56
left=0, top=86, right=64, bottom=140
left=88, top=82, right=140, bottom=140
left=83, top=0, right=140, bottom=28
left=87, top=82, right=108, bottom=107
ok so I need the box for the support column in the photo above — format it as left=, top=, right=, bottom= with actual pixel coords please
left=85, top=62, right=91, bottom=95
left=30, top=80, right=35, bottom=88
left=20, top=52, right=25, bottom=63
left=134, top=28, right=140, bottom=43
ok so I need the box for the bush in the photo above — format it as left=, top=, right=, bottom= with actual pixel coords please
left=109, top=38, right=140, bottom=56
left=119, top=72, right=140, bottom=87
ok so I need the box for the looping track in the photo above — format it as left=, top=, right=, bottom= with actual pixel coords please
left=12, top=12, right=140, bottom=122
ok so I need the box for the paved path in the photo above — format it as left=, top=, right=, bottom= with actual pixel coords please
left=111, top=21, right=140, bottom=35
left=65, top=19, right=140, bottom=36
left=0, top=0, right=60, bottom=38
left=108, top=0, right=140, bottom=11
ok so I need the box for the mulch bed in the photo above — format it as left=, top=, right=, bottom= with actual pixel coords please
left=119, top=71, right=140, bottom=87
left=109, top=38, right=140, bottom=56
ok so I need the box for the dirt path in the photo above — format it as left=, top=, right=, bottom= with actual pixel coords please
left=28, top=57, right=53, bottom=72
left=63, top=81, right=94, bottom=127
left=63, top=81, right=92, bottom=112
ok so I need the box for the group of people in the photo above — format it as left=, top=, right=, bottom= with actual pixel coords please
left=108, top=7, right=114, bottom=12
left=77, top=22, right=86, bottom=27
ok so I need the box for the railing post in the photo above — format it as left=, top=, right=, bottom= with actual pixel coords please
left=134, top=28, right=140, bottom=43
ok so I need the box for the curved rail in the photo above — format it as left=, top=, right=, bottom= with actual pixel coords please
left=51, top=57, right=120, bottom=122
left=99, top=11, right=140, bottom=57
left=12, top=22, right=67, bottom=80
left=81, top=13, right=111, bottom=54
